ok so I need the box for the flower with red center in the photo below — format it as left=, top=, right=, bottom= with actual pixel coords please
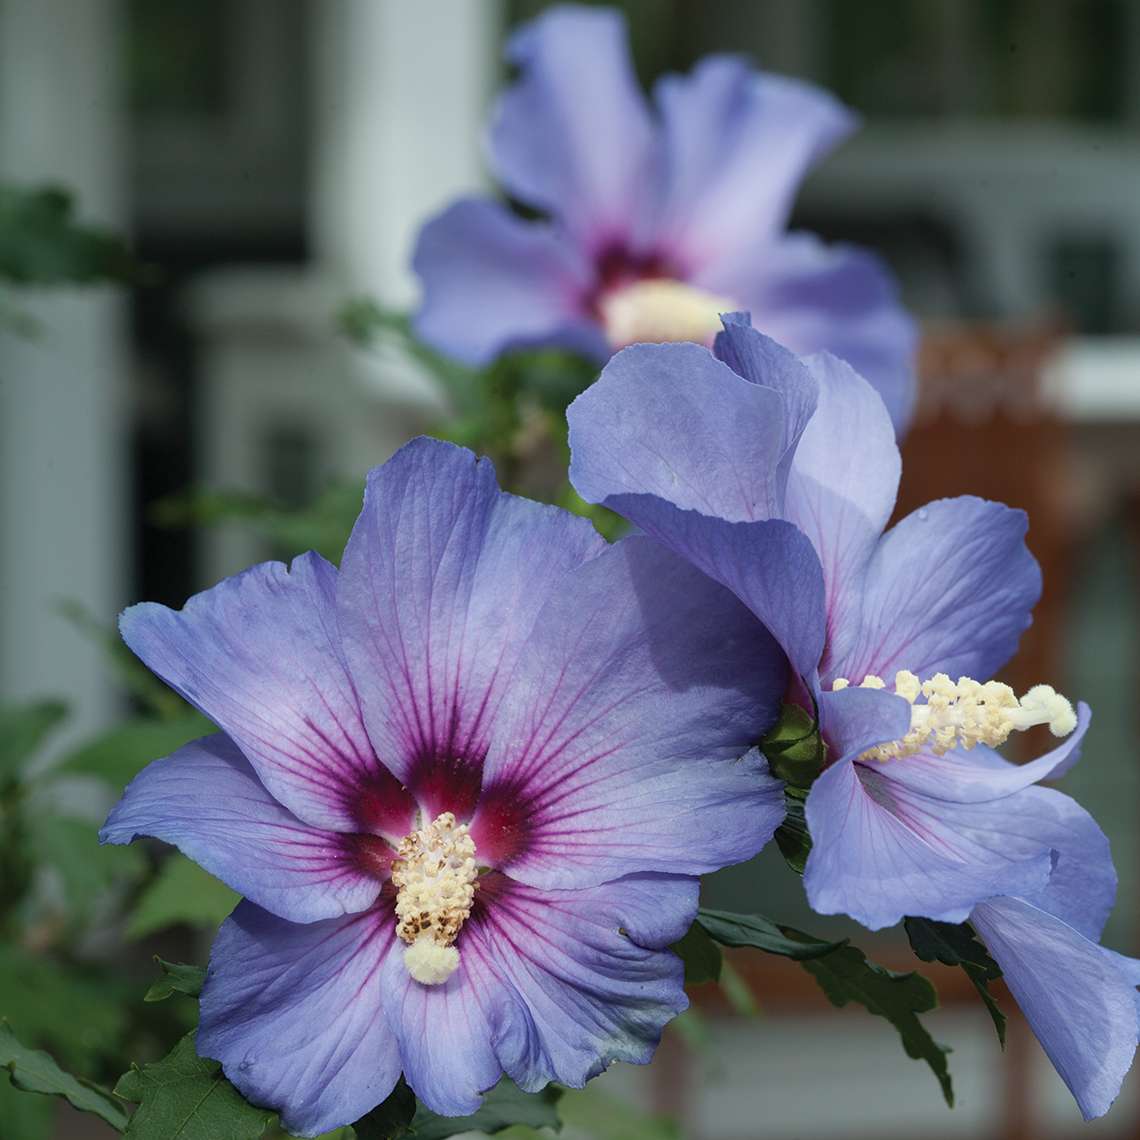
left=412, top=4, right=918, bottom=433
left=101, top=437, right=786, bottom=1136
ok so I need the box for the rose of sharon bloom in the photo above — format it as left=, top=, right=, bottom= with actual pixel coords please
left=100, top=437, right=787, bottom=1137
left=568, top=314, right=1140, bottom=1116
left=412, top=4, right=918, bottom=434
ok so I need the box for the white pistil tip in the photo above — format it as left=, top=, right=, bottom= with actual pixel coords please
left=391, top=811, right=478, bottom=987
left=831, top=672, right=1079, bottom=761
left=404, top=937, right=460, bottom=986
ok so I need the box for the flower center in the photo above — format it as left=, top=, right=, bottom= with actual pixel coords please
left=391, top=811, right=478, bottom=986
left=831, top=671, right=1078, bottom=762
left=597, top=278, right=736, bottom=349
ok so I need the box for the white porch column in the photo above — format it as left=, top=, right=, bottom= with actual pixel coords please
left=311, top=0, right=503, bottom=306
left=0, top=0, right=128, bottom=739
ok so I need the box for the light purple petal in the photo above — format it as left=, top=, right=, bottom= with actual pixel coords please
left=971, top=897, right=1140, bottom=1121
left=488, top=5, right=654, bottom=250
left=119, top=552, right=390, bottom=834
left=803, top=756, right=1053, bottom=930
left=569, top=339, right=810, bottom=522
left=784, top=353, right=900, bottom=674
left=868, top=702, right=1091, bottom=803
left=338, top=438, right=606, bottom=820
left=100, top=734, right=385, bottom=924
left=412, top=199, right=605, bottom=366
left=473, top=873, right=693, bottom=1092
left=701, top=232, right=918, bottom=434
left=831, top=496, right=1042, bottom=686
left=476, top=536, right=786, bottom=887
left=198, top=902, right=402, bottom=1138
left=651, top=60, right=855, bottom=273
left=378, top=909, right=507, bottom=1116
left=1011, top=787, right=1116, bottom=942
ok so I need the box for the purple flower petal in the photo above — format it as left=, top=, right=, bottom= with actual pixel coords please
left=377, top=911, right=507, bottom=1117
left=100, top=734, right=386, bottom=924
left=803, top=755, right=1054, bottom=930
left=476, top=536, right=786, bottom=887
left=488, top=5, right=654, bottom=251
left=701, top=232, right=919, bottom=434
left=569, top=339, right=809, bottom=522
left=784, top=353, right=900, bottom=673
left=338, top=438, right=606, bottom=820
left=474, top=873, right=693, bottom=1092
left=119, top=552, right=393, bottom=834
left=198, top=902, right=402, bottom=1138
left=412, top=199, right=606, bottom=366
left=971, top=897, right=1140, bottom=1121
left=652, top=60, right=854, bottom=272
left=830, top=496, right=1042, bottom=686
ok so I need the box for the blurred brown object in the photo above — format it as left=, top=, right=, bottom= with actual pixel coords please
left=897, top=322, right=1077, bottom=704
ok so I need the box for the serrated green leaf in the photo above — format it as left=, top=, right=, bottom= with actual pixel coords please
left=696, top=909, right=847, bottom=961
left=0, top=1021, right=129, bottom=1131
left=145, top=960, right=207, bottom=1003
left=351, top=1079, right=416, bottom=1139
left=773, top=792, right=812, bottom=875
left=671, top=921, right=723, bottom=984
left=56, top=714, right=213, bottom=789
left=905, top=917, right=1007, bottom=1047
left=0, top=947, right=127, bottom=1069
left=127, top=856, right=239, bottom=939
left=27, top=814, right=147, bottom=914
left=409, top=1080, right=561, bottom=1140
left=0, top=700, right=68, bottom=782
left=114, top=1033, right=274, bottom=1139
left=791, top=932, right=954, bottom=1106
left=760, top=703, right=825, bottom=788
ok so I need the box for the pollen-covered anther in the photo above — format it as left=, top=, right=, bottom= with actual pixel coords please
left=598, top=279, right=737, bottom=349
left=830, top=671, right=1078, bottom=762
left=391, top=811, right=478, bottom=986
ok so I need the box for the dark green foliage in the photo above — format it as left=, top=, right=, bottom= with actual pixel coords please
left=409, top=1080, right=562, bottom=1140
left=760, top=704, right=825, bottom=790
left=671, top=920, right=724, bottom=984
left=0, top=185, right=144, bottom=287
left=114, top=1033, right=275, bottom=1139
left=905, top=917, right=1007, bottom=1047
left=145, top=960, right=207, bottom=1004
left=696, top=909, right=847, bottom=961
left=0, top=1021, right=129, bottom=1131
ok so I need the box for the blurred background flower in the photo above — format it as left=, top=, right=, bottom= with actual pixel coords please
left=2, top=2, right=1139, bottom=1139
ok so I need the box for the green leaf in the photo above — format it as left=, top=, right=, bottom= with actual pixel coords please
left=0, top=184, right=144, bottom=286
left=760, top=703, right=825, bottom=789
left=144, top=960, right=207, bottom=1003
left=792, top=933, right=955, bottom=1106
left=26, top=814, right=147, bottom=914
left=670, top=921, right=723, bottom=984
left=905, top=917, right=1007, bottom=1047
left=409, top=1080, right=561, bottom=1140
left=114, top=1033, right=274, bottom=1139
left=127, top=857, right=239, bottom=939
left=351, top=1079, right=416, bottom=1139
left=0, top=700, right=67, bottom=782
left=696, top=909, right=847, bottom=961
left=0, top=1021, right=129, bottom=1131
left=773, top=791, right=812, bottom=875
left=56, top=713, right=213, bottom=789
left=0, top=947, right=127, bottom=1069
